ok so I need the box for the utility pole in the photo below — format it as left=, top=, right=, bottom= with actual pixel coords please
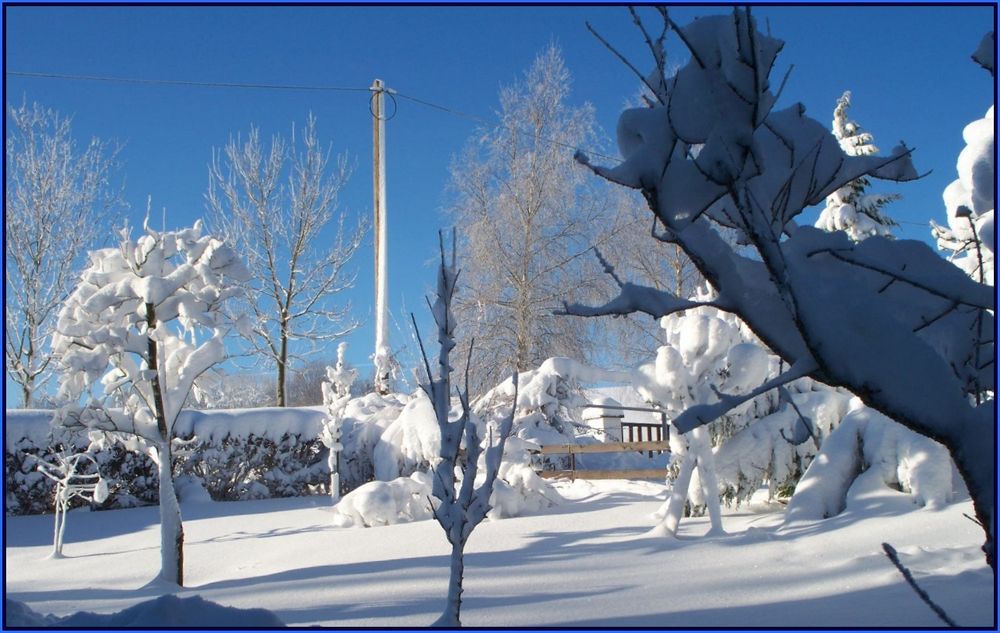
left=371, top=78, right=395, bottom=395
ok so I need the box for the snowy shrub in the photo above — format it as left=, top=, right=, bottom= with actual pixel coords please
left=178, top=432, right=326, bottom=501
left=331, top=471, right=434, bottom=528
left=785, top=401, right=957, bottom=523
left=372, top=392, right=442, bottom=481
left=482, top=437, right=563, bottom=518
left=338, top=392, right=411, bottom=490
left=713, top=389, right=852, bottom=505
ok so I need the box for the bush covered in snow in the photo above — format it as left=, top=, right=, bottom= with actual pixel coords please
left=786, top=400, right=960, bottom=523
left=331, top=471, right=434, bottom=527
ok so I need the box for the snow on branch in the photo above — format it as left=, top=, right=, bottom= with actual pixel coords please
left=559, top=248, right=731, bottom=319
left=808, top=243, right=994, bottom=311
left=582, top=4, right=994, bottom=570
left=672, top=358, right=817, bottom=434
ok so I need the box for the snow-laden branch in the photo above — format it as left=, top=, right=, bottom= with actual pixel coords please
left=559, top=248, right=732, bottom=319
left=581, top=8, right=994, bottom=567
left=672, top=359, right=817, bottom=434
left=805, top=242, right=994, bottom=311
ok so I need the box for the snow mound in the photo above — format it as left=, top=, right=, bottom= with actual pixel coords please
left=331, top=471, right=435, bottom=527
left=6, top=595, right=285, bottom=627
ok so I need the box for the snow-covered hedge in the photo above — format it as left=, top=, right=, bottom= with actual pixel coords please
left=6, top=410, right=162, bottom=515
left=5, top=407, right=336, bottom=514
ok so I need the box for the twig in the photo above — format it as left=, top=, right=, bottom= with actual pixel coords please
left=881, top=542, right=958, bottom=627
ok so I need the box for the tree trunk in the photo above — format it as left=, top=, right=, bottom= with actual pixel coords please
left=146, top=302, right=184, bottom=585
left=433, top=537, right=466, bottom=627
left=277, top=319, right=289, bottom=407
left=658, top=449, right=696, bottom=536
left=157, top=440, right=184, bottom=586
left=21, top=381, right=33, bottom=410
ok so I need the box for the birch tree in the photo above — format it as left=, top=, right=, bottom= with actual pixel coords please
left=448, top=45, right=620, bottom=394
left=207, top=114, right=365, bottom=406
left=5, top=101, right=124, bottom=407
left=568, top=8, right=994, bottom=567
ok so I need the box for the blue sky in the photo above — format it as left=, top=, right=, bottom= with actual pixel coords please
left=4, top=4, right=995, bottom=403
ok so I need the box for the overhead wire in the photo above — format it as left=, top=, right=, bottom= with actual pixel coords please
left=7, top=69, right=623, bottom=163
left=6, top=70, right=371, bottom=93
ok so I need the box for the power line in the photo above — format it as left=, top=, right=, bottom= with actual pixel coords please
left=394, top=90, right=484, bottom=124
left=7, top=69, right=622, bottom=163
left=6, top=70, right=371, bottom=93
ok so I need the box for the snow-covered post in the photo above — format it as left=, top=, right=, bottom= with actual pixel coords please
left=32, top=451, right=108, bottom=558
left=569, top=9, right=994, bottom=567
left=413, top=230, right=518, bottom=627
left=52, top=218, right=248, bottom=586
left=321, top=342, right=356, bottom=504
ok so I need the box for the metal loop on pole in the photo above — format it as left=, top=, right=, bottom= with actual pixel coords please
left=369, top=89, right=398, bottom=121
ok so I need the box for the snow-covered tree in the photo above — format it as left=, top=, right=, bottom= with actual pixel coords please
left=569, top=8, right=994, bottom=567
left=207, top=114, right=365, bottom=407
left=931, top=105, right=994, bottom=287
left=321, top=341, right=357, bottom=503
left=5, top=100, right=124, bottom=408
left=448, top=45, right=623, bottom=394
left=52, top=219, right=248, bottom=586
left=814, top=91, right=900, bottom=241
left=629, top=291, right=769, bottom=537
left=413, top=231, right=517, bottom=627
left=928, top=46, right=994, bottom=414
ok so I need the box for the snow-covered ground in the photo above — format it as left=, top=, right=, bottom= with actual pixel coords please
left=5, top=478, right=993, bottom=627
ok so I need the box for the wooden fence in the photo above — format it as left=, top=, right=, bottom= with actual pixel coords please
left=530, top=439, right=671, bottom=481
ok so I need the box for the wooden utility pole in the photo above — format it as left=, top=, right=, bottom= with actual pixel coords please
left=371, top=78, right=393, bottom=394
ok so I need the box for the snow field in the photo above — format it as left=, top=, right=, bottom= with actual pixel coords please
left=5, top=478, right=992, bottom=627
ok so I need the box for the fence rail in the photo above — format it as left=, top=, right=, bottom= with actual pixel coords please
left=530, top=440, right=671, bottom=481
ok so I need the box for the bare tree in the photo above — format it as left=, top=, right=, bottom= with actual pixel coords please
left=5, top=101, right=123, bottom=408
left=448, top=45, right=623, bottom=393
left=207, top=114, right=366, bottom=406
left=413, top=231, right=517, bottom=627
left=569, top=9, right=994, bottom=567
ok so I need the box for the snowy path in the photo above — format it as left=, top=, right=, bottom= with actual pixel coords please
left=5, top=480, right=993, bottom=627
